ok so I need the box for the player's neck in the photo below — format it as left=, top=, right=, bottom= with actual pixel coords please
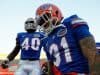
left=27, top=30, right=36, bottom=33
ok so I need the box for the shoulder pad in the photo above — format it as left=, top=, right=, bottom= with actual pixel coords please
left=33, top=34, right=41, bottom=38
left=34, top=32, right=46, bottom=39
left=71, top=17, right=87, bottom=25
left=17, top=32, right=25, bottom=36
left=63, top=15, right=78, bottom=23
left=63, top=15, right=87, bottom=24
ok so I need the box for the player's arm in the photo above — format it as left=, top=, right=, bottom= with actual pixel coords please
left=1, top=38, right=20, bottom=68
left=70, top=16, right=96, bottom=75
left=79, top=36, right=96, bottom=75
left=7, top=38, right=20, bottom=61
left=47, top=60, right=54, bottom=75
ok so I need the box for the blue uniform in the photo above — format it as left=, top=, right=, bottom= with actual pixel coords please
left=17, top=32, right=44, bottom=60
left=96, top=43, right=100, bottom=54
left=43, top=15, right=92, bottom=74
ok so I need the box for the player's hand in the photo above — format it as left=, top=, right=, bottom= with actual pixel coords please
left=1, top=59, right=9, bottom=69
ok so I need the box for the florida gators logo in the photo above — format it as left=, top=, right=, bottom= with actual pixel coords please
left=57, top=28, right=67, bottom=37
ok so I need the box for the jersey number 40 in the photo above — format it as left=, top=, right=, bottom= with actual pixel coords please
left=21, top=38, right=40, bottom=51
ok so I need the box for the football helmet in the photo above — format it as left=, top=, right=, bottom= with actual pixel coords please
left=25, top=18, right=37, bottom=31
left=36, top=3, right=63, bottom=35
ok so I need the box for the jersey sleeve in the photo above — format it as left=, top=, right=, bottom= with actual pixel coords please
left=71, top=17, right=92, bottom=41
left=63, top=15, right=92, bottom=41
left=72, top=25, right=92, bottom=41
left=71, top=17, right=88, bottom=28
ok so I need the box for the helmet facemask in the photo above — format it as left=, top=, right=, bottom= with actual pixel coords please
left=36, top=12, right=53, bottom=35
left=36, top=12, right=61, bottom=35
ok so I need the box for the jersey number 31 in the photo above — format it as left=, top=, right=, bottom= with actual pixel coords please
left=50, top=37, right=72, bottom=66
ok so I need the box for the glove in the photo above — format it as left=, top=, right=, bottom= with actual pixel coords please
left=1, top=59, right=9, bottom=69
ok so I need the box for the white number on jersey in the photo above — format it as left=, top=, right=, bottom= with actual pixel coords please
left=21, top=38, right=40, bottom=51
left=50, top=37, right=72, bottom=66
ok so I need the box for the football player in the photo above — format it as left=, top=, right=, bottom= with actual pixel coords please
left=36, top=3, right=97, bottom=75
left=1, top=17, right=45, bottom=75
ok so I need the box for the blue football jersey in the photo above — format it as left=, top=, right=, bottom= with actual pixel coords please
left=43, top=15, right=92, bottom=74
left=16, top=32, right=45, bottom=60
